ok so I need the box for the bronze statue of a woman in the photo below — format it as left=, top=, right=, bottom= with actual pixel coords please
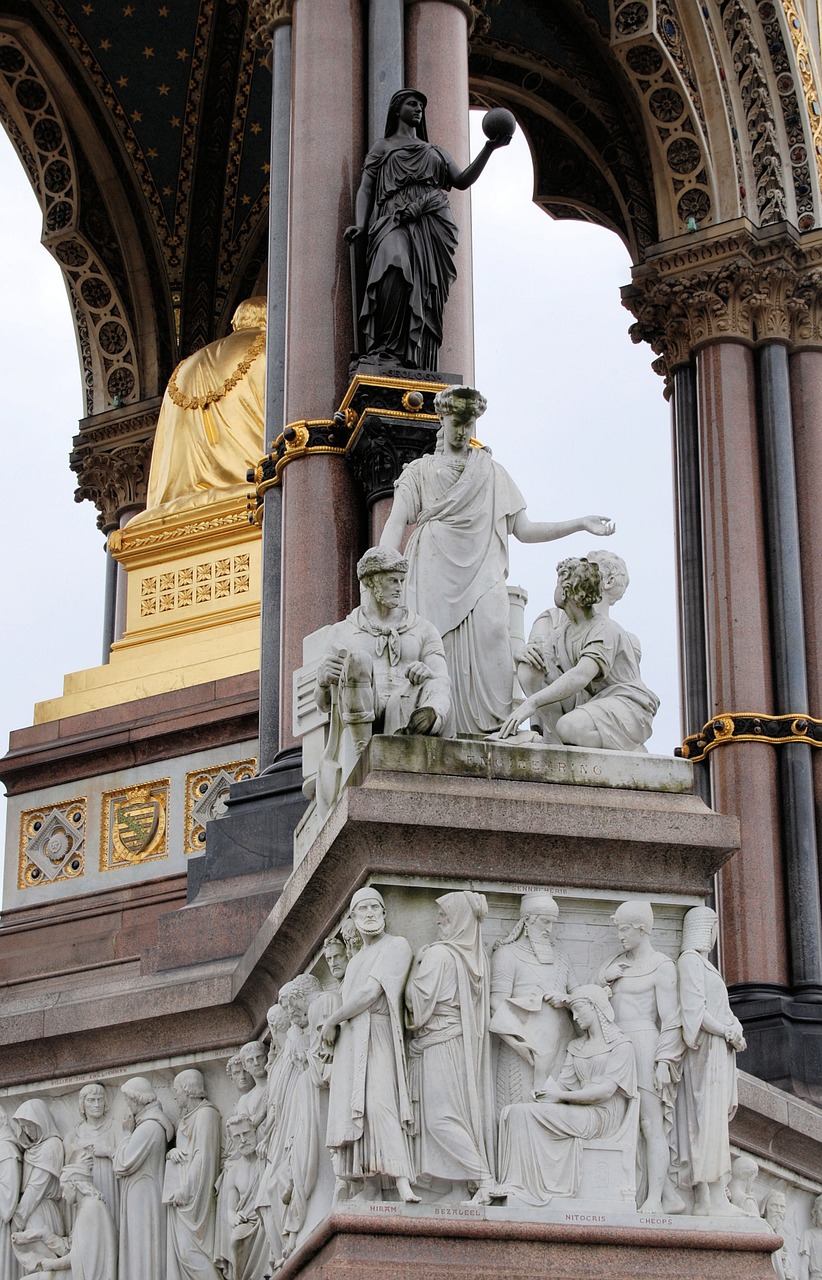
left=345, top=90, right=513, bottom=371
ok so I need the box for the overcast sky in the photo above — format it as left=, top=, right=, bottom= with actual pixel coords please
left=0, top=116, right=678, bottom=842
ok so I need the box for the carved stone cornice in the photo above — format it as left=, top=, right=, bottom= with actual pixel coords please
left=70, top=399, right=161, bottom=532
left=623, top=224, right=822, bottom=379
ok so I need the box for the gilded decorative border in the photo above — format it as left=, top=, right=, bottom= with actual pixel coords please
left=18, top=798, right=86, bottom=890
left=678, top=711, right=822, bottom=762
left=184, top=757, right=256, bottom=853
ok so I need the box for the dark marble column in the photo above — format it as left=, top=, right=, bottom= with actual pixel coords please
left=671, top=361, right=710, bottom=807
left=101, top=539, right=118, bottom=662
left=258, top=17, right=292, bottom=774
left=790, top=349, right=822, bottom=864
left=696, top=340, right=788, bottom=991
left=405, top=0, right=474, bottom=380
left=758, top=342, right=822, bottom=998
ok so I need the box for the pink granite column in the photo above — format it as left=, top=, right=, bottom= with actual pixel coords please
left=279, top=0, right=365, bottom=750
left=405, top=0, right=474, bottom=381
left=696, top=340, right=788, bottom=989
left=790, top=348, right=822, bottom=857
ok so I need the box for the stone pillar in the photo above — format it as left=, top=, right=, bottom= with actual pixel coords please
left=101, top=539, right=118, bottom=662
left=278, top=0, right=365, bottom=752
left=695, top=340, right=788, bottom=990
left=368, top=0, right=404, bottom=146
left=670, top=361, right=710, bottom=807
left=790, top=348, right=822, bottom=858
left=757, top=343, right=822, bottom=998
left=405, top=0, right=473, bottom=380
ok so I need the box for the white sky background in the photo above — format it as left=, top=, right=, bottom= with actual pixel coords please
left=0, top=114, right=680, bottom=841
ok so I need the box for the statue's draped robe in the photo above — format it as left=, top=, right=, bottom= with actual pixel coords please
left=489, top=938, right=578, bottom=1111
left=67, top=1116, right=120, bottom=1221
left=140, top=326, right=265, bottom=518
left=166, top=1100, right=222, bottom=1280
left=63, top=1193, right=118, bottom=1280
left=13, top=1101, right=64, bottom=1238
left=405, top=937, right=495, bottom=1185
left=360, top=139, right=457, bottom=369
left=542, top=613, right=659, bottom=750
left=396, top=448, right=525, bottom=733
left=326, top=934, right=414, bottom=1181
left=674, top=950, right=740, bottom=1188
left=497, top=1034, right=637, bottom=1204
left=113, top=1102, right=173, bottom=1280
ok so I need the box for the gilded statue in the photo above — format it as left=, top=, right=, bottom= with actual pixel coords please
left=136, top=296, right=267, bottom=521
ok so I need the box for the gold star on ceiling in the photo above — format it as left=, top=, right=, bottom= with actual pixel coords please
left=158, top=84, right=170, bottom=95
left=123, top=4, right=134, bottom=14
left=117, top=75, right=128, bottom=87
left=158, top=4, right=169, bottom=13
left=262, top=162, right=270, bottom=173
left=241, top=194, right=251, bottom=204
left=177, top=48, right=189, bottom=61
left=250, top=122, right=261, bottom=134
left=170, top=115, right=181, bottom=127
left=163, top=185, right=172, bottom=196
left=81, top=2, right=93, bottom=11
left=143, top=46, right=154, bottom=57
left=131, top=109, right=142, bottom=122
left=147, top=147, right=158, bottom=158
left=99, top=38, right=111, bottom=50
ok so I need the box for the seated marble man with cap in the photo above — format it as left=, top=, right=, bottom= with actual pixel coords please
left=314, top=548, right=451, bottom=809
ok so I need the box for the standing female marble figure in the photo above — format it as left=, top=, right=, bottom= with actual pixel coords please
left=674, top=906, right=746, bottom=1215
left=496, top=985, right=637, bottom=1205
left=0, top=1106, right=21, bottom=1280
left=405, top=891, right=496, bottom=1201
left=380, top=386, right=614, bottom=734
left=113, top=1076, right=174, bottom=1280
left=345, top=91, right=508, bottom=371
left=67, top=1083, right=120, bottom=1220
left=11, top=1100, right=64, bottom=1238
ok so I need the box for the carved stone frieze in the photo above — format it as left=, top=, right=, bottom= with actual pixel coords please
left=623, top=226, right=822, bottom=376
left=70, top=399, right=161, bottom=531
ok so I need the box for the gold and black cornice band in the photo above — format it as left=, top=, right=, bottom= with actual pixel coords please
left=677, top=712, right=822, bottom=763
left=246, top=418, right=351, bottom=525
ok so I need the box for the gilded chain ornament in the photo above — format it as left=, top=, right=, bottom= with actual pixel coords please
left=167, top=332, right=265, bottom=410
left=677, top=712, right=822, bottom=763
left=779, top=0, right=822, bottom=198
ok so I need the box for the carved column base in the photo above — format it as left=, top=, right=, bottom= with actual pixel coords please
left=729, top=985, right=822, bottom=1101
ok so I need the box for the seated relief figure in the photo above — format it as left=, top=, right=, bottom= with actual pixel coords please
left=495, top=985, right=638, bottom=1205
left=489, top=893, right=578, bottom=1113
left=321, top=888, right=418, bottom=1205
left=405, top=891, right=496, bottom=1204
left=22, top=1161, right=117, bottom=1280
left=597, top=901, right=684, bottom=1214
left=500, top=557, right=659, bottom=749
left=134, top=295, right=267, bottom=522
left=314, top=547, right=451, bottom=812
left=674, top=906, right=746, bottom=1217
left=380, top=385, right=614, bottom=734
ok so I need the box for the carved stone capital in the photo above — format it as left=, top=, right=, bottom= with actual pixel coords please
left=248, top=0, right=293, bottom=62
left=623, top=225, right=822, bottom=377
left=340, top=371, right=448, bottom=507
left=70, top=399, right=161, bottom=532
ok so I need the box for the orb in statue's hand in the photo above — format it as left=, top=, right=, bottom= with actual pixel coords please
left=481, top=107, right=516, bottom=144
